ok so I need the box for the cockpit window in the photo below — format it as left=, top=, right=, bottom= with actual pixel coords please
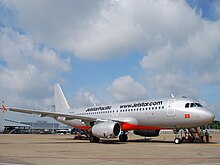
left=185, top=103, right=190, bottom=108
left=190, top=103, right=196, bottom=107
left=195, top=103, right=203, bottom=107
left=185, top=102, right=203, bottom=108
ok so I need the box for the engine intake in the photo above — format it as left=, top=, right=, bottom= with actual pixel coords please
left=92, top=122, right=121, bottom=138
left=133, top=130, right=160, bottom=137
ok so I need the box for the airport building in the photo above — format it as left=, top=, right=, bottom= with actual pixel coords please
left=23, top=120, right=60, bottom=133
left=4, top=119, right=31, bottom=134
left=1, top=117, right=69, bottom=134
left=5, top=120, right=61, bottom=134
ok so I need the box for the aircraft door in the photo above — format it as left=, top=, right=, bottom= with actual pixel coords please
left=167, top=99, right=175, bottom=117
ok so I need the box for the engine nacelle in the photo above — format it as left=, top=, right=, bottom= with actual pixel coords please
left=133, top=130, right=160, bottom=137
left=91, top=122, right=121, bottom=138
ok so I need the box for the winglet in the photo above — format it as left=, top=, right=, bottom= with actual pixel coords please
left=54, top=84, right=70, bottom=112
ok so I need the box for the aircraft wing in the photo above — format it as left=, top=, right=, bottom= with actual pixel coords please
left=8, top=107, right=96, bottom=122
left=7, top=107, right=138, bottom=125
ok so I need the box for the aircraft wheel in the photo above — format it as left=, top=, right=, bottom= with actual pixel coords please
left=89, top=136, right=100, bottom=143
left=119, top=134, right=128, bottom=142
left=174, top=138, right=181, bottom=144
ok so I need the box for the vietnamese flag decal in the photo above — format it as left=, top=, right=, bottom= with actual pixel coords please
left=2, top=105, right=7, bottom=112
left=185, top=114, right=190, bottom=118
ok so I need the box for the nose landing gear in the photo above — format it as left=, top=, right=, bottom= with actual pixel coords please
left=174, top=137, right=181, bottom=144
left=173, top=127, right=203, bottom=144
left=173, top=129, right=182, bottom=144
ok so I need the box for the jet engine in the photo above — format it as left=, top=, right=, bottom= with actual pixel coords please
left=91, top=122, right=121, bottom=138
left=133, top=130, right=160, bottom=137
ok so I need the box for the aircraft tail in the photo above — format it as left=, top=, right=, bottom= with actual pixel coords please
left=54, top=84, right=70, bottom=112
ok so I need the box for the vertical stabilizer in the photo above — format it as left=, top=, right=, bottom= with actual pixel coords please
left=54, top=84, right=70, bottom=112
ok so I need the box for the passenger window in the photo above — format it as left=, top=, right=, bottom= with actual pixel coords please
left=185, top=103, right=190, bottom=108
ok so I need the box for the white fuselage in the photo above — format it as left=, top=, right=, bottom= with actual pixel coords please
left=56, top=97, right=214, bottom=131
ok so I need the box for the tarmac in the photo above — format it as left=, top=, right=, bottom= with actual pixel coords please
left=0, top=133, right=219, bottom=165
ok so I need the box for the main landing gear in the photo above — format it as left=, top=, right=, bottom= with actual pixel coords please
left=89, top=135, right=100, bottom=143
left=119, top=132, right=128, bottom=142
left=89, top=131, right=128, bottom=143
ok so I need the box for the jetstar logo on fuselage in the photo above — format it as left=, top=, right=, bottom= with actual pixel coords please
left=86, top=106, right=112, bottom=112
left=119, top=101, right=163, bottom=109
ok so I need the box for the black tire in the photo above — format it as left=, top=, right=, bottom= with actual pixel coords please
left=174, top=138, right=181, bottom=144
left=89, top=136, right=100, bottom=143
left=119, top=134, right=128, bottom=142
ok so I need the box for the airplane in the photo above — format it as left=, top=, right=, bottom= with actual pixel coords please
left=2, top=84, right=215, bottom=144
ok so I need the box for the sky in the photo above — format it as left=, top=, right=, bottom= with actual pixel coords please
left=0, top=0, right=220, bottom=121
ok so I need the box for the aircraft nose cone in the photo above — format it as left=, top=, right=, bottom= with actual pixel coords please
left=209, top=112, right=215, bottom=121
left=204, top=111, right=215, bottom=123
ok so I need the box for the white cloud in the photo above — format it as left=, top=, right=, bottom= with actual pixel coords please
left=73, top=91, right=100, bottom=107
left=196, top=68, right=220, bottom=84
left=141, top=21, right=220, bottom=68
left=213, top=0, right=220, bottom=19
left=0, top=27, right=71, bottom=109
left=32, top=48, right=71, bottom=72
left=1, top=0, right=220, bottom=119
left=5, top=0, right=219, bottom=74
left=4, top=0, right=202, bottom=60
left=140, top=44, right=173, bottom=71
left=140, top=20, right=220, bottom=97
left=5, top=0, right=105, bottom=56
left=3, top=0, right=220, bottom=74
left=145, top=73, right=198, bottom=98
left=70, top=0, right=201, bottom=59
left=107, top=75, right=147, bottom=102
left=184, top=22, right=220, bottom=63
